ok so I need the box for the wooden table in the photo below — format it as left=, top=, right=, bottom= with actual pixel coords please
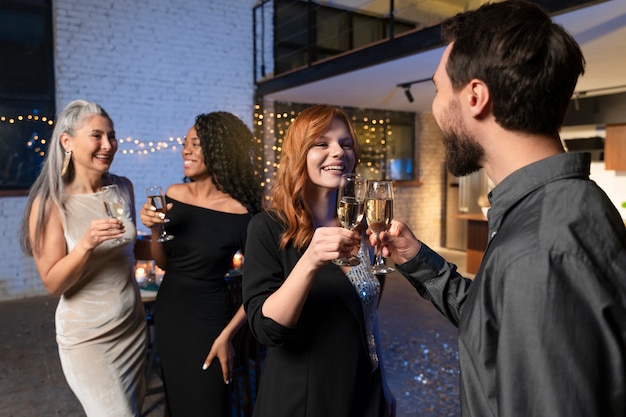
left=455, top=213, right=489, bottom=274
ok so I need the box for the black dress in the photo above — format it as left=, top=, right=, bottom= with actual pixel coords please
left=243, top=212, right=388, bottom=417
left=155, top=197, right=252, bottom=417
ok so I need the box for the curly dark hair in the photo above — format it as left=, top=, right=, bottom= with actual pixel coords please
left=190, top=111, right=263, bottom=214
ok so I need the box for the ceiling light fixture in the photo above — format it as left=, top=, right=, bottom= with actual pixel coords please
left=397, top=77, right=432, bottom=103
left=403, top=86, right=414, bottom=103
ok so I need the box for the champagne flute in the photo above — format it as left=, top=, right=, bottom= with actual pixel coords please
left=366, top=180, right=394, bottom=274
left=101, top=184, right=131, bottom=245
left=146, top=185, right=174, bottom=242
left=334, top=173, right=366, bottom=266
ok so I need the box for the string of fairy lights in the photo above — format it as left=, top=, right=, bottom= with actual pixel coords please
left=252, top=103, right=396, bottom=191
left=1, top=114, right=54, bottom=158
left=4, top=106, right=400, bottom=192
left=1, top=113, right=188, bottom=157
left=116, top=137, right=185, bottom=154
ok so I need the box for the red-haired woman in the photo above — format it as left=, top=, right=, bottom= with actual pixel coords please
left=243, top=104, right=395, bottom=417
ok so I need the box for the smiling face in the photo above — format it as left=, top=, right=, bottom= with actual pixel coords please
left=61, top=114, right=117, bottom=177
left=306, top=116, right=356, bottom=192
left=182, top=126, right=209, bottom=180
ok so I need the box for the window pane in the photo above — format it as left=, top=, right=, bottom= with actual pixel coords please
left=0, top=10, right=48, bottom=97
left=0, top=1, right=54, bottom=190
left=0, top=102, right=54, bottom=189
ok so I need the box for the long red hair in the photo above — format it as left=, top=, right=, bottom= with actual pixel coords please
left=269, top=104, right=360, bottom=250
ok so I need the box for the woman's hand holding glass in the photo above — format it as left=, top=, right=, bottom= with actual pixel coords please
left=101, top=184, right=131, bottom=245
left=140, top=186, right=174, bottom=242
left=79, top=218, right=128, bottom=250
left=303, top=227, right=361, bottom=270
left=145, top=186, right=174, bottom=242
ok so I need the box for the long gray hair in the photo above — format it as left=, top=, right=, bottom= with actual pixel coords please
left=19, top=100, right=113, bottom=256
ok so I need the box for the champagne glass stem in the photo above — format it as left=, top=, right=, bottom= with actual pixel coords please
left=375, top=237, right=382, bottom=267
left=158, top=224, right=169, bottom=242
left=370, top=227, right=394, bottom=274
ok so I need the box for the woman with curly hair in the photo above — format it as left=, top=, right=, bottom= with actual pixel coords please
left=140, top=111, right=262, bottom=416
left=243, top=104, right=395, bottom=417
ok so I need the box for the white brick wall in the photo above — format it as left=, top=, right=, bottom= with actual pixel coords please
left=0, top=0, right=256, bottom=300
left=0, top=197, right=41, bottom=298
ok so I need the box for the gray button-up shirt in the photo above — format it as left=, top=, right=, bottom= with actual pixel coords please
left=398, top=152, right=626, bottom=417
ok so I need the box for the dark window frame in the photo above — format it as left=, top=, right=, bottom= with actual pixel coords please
left=0, top=0, right=55, bottom=195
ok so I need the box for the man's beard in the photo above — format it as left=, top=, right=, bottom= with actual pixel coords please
left=440, top=100, right=484, bottom=177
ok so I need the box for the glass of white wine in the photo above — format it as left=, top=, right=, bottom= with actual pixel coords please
left=334, top=173, right=366, bottom=266
left=101, top=184, right=131, bottom=245
left=146, top=185, right=174, bottom=242
left=366, top=180, right=394, bottom=274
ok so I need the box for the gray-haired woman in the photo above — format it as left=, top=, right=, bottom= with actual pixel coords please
left=20, top=99, right=146, bottom=416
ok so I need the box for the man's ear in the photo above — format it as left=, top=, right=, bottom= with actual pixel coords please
left=466, top=79, right=491, bottom=119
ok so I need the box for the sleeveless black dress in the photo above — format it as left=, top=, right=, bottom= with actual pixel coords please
left=155, top=197, right=252, bottom=417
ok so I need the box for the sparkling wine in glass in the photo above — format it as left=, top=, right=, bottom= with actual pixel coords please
left=101, top=184, right=131, bottom=245
left=334, top=173, right=366, bottom=266
left=146, top=185, right=174, bottom=242
left=366, top=180, right=394, bottom=274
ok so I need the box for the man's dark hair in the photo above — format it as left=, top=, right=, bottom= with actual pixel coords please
left=441, top=0, right=585, bottom=135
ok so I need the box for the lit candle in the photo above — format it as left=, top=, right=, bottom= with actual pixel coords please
left=135, top=266, right=148, bottom=283
left=232, top=251, right=244, bottom=271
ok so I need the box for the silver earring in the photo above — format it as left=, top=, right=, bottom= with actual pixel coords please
left=61, top=150, right=72, bottom=176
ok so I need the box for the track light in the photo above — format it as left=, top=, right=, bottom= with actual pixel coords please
left=403, top=86, right=414, bottom=103
left=397, top=77, right=432, bottom=103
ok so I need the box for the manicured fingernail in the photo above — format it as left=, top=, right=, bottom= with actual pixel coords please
left=202, top=363, right=208, bottom=370
left=158, top=213, right=165, bottom=219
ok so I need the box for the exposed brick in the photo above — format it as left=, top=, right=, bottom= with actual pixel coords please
left=394, top=113, right=445, bottom=247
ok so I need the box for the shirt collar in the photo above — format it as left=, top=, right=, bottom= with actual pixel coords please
left=487, top=152, right=591, bottom=235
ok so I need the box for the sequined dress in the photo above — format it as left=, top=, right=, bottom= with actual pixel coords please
left=346, top=244, right=381, bottom=370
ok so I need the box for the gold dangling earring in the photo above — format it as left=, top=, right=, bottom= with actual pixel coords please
left=61, top=150, right=72, bottom=176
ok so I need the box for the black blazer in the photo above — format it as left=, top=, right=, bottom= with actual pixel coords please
left=243, top=211, right=387, bottom=417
